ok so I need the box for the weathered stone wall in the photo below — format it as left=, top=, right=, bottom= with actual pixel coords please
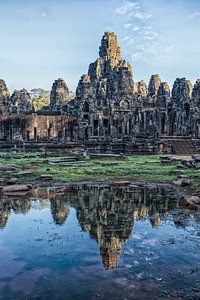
left=0, top=114, right=77, bottom=142
left=133, top=76, right=200, bottom=138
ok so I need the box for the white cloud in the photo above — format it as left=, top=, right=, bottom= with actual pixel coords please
left=127, top=37, right=134, bottom=44
left=144, top=25, right=153, bottom=31
left=122, top=36, right=134, bottom=44
left=132, top=25, right=140, bottom=31
left=143, top=30, right=159, bottom=40
left=143, top=36, right=155, bottom=40
left=131, top=52, right=142, bottom=60
left=144, top=31, right=159, bottom=37
left=105, top=26, right=113, bottom=31
left=186, top=11, right=200, bottom=20
left=122, top=35, right=132, bottom=41
left=131, top=12, right=152, bottom=20
left=138, top=42, right=160, bottom=56
left=41, top=12, right=47, bottom=17
left=115, top=1, right=139, bottom=15
left=123, top=23, right=140, bottom=31
left=115, top=0, right=172, bottom=63
left=123, top=23, right=132, bottom=29
left=164, top=45, right=174, bottom=53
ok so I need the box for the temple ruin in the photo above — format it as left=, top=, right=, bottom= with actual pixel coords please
left=0, top=32, right=199, bottom=154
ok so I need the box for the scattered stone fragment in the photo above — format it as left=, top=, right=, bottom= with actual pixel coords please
left=111, top=180, right=131, bottom=186
left=0, top=164, right=17, bottom=171
left=40, top=174, right=53, bottom=181
left=172, top=179, right=191, bottom=187
left=2, top=184, right=32, bottom=192
left=188, top=203, right=198, bottom=211
left=192, top=154, right=200, bottom=162
left=17, top=171, right=32, bottom=176
left=179, top=195, right=200, bottom=210
left=6, top=178, right=18, bottom=185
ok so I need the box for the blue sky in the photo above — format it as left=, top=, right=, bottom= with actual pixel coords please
left=0, top=0, right=199, bottom=92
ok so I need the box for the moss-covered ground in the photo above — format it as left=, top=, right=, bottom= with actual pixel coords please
left=0, top=152, right=199, bottom=190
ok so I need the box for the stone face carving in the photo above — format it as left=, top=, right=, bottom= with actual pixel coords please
left=157, top=82, right=170, bottom=108
left=76, top=74, right=92, bottom=101
left=192, top=79, right=200, bottom=106
left=50, top=198, right=69, bottom=225
left=10, top=89, right=32, bottom=113
left=0, top=79, right=10, bottom=113
left=137, top=80, right=147, bottom=98
left=172, top=78, right=193, bottom=106
left=148, top=74, right=161, bottom=99
left=50, top=78, right=69, bottom=110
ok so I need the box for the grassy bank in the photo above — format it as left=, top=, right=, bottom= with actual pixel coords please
left=0, top=153, right=199, bottom=189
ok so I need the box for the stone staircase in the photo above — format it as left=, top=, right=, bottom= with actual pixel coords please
left=170, top=139, right=197, bottom=154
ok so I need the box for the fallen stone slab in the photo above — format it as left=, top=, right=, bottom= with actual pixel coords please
left=48, top=162, right=85, bottom=167
left=2, top=184, right=32, bottom=193
left=169, top=170, right=183, bottom=176
left=192, top=154, right=200, bottom=162
left=54, top=188, right=66, bottom=194
left=89, top=153, right=125, bottom=160
left=176, top=164, right=185, bottom=169
left=100, top=161, right=119, bottom=166
left=159, top=156, right=171, bottom=160
left=188, top=203, right=199, bottom=210
left=110, top=180, right=131, bottom=186
left=160, top=159, right=173, bottom=165
left=178, top=195, right=200, bottom=210
left=179, top=197, right=190, bottom=207
left=128, top=184, right=140, bottom=190
left=40, top=174, right=53, bottom=181
left=172, top=179, right=192, bottom=187
left=193, top=192, right=200, bottom=197
left=2, top=191, right=30, bottom=196
left=192, top=161, right=200, bottom=169
left=188, top=196, right=200, bottom=205
left=6, top=178, right=18, bottom=185
left=0, top=164, right=17, bottom=171
left=17, top=171, right=32, bottom=176
left=146, top=160, right=160, bottom=164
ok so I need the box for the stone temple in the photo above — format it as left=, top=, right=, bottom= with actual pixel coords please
left=0, top=32, right=200, bottom=154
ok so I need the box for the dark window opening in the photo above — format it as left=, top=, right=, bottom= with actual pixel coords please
left=34, top=127, right=37, bottom=140
left=83, top=114, right=89, bottom=120
left=93, top=120, right=99, bottom=136
left=27, top=130, right=30, bottom=141
left=103, top=119, right=108, bottom=128
left=83, top=101, right=89, bottom=113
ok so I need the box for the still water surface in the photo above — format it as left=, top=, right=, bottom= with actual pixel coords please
left=0, top=183, right=200, bottom=299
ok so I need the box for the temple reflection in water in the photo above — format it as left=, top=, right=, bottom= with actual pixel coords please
left=0, top=184, right=181, bottom=269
